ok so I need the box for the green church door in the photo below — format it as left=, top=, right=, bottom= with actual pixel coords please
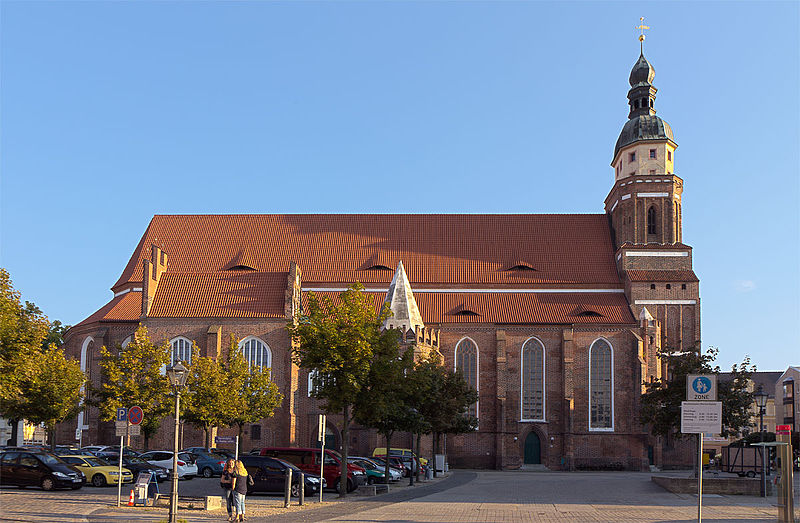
left=523, top=432, right=541, bottom=464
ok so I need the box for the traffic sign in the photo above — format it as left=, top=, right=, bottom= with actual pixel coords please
left=115, top=421, right=128, bottom=437
left=215, top=436, right=236, bottom=444
left=128, top=406, right=144, bottom=425
left=681, top=401, right=722, bottom=434
left=116, top=407, right=128, bottom=422
left=128, top=425, right=141, bottom=436
left=686, top=374, right=717, bottom=401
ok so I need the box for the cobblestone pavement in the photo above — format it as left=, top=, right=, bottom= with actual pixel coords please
left=1, top=470, right=797, bottom=522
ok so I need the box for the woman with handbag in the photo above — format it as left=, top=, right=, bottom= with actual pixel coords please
left=220, top=459, right=236, bottom=521
left=232, top=459, right=253, bottom=522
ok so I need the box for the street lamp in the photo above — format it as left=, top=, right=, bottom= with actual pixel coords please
left=166, top=361, right=188, bottom=523
left=753, top=385, right=769, bottom=498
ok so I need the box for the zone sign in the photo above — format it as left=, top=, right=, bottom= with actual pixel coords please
left=128, top=406, right=144, bottom=425
left=687, top=374, right=717, bottom=401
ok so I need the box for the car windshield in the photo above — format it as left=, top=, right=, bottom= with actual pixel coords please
left=359, top=460, right=378, bottom=470
left=85, top=458, right=108, bottom=467
left=126, top=457, right=147, bottom=464
left=273, top=458, right=300, bottom=472
left=37, top=453, right=65, bottom=465
left=208, top=453, right=226, bottom=460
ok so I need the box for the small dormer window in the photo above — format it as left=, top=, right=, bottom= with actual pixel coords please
left=453, top=309, right=479, bottom=317
left=629, top=152, right=636, bottom=163
left=365, top=264, right=393, bottom=271
left=650, top=284, right=655, bottom=290
left=649, top=149, right=656, bottom=159
left=667, top=151, right=672, bottom=161
left=578, top=310, right=603, bottom=317
left=681, top=284, right=687, bottom=290
left=506, top=262, right=536, bottom=271
left=666, top=284, right=671, bottom=290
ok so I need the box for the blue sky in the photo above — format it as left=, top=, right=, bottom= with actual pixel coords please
left=1, top=1, right=798, bottom=371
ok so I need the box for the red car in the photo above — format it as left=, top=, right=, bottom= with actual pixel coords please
left=259, top=447, right=366, bottom=493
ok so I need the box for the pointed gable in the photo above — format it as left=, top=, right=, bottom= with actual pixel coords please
left=382, top=261, right=424, bottom=334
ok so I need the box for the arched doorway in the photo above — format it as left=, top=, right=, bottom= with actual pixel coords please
left=523, top=431, right=541, bottom=464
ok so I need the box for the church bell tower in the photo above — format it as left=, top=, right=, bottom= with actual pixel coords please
left=605, top=26, right=701, bottom=353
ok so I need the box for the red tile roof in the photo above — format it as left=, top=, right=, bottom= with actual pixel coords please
left=149, top=271, right=287, bottom=318
left=305, top=291, right=635, bottom=325
left=72, top=291, right=141, bottom=328
left=626, top=270, right=698, bottom=282
left=113, top=214, right=621, bottom=290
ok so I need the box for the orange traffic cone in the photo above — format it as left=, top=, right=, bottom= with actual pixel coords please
left=127, top=489, right=135, bottom=506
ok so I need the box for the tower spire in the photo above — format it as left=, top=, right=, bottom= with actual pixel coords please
left=382, top=261, right=424, bottom=335
left=636, top=17, right=650, bottom=53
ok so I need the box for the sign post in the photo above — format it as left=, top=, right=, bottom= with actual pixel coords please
left=318, top=414, right=326, bottom=503
left=681, top=400, right=722, bottom=523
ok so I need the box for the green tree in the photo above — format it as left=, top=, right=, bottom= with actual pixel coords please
left=640, top=346, right=756, bottom=439
left=410, top=352, right=478, bottom=477
left=0, top=268, right=83, bottom=447
left=223, top=335, right=283, bottom=455
left=95, top=327, right=171, bottom=448
left=287, top=284, right=392, bottom=497
left=353, top=328, right=415, bottom=483
left=183, top=347, right=235, bottom=448
left=12, top=345, right=85, bottom=448
left=43, top=320, right=70, bottom=350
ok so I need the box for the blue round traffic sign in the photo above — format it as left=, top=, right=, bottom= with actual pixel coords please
left=692, top=377, right=712, bottom=395
left=128, top=406, right=144, bottom=425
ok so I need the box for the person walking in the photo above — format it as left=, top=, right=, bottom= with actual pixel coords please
left=220, top=459, right=236, bottom=522
left=232, top=459, right=252, bottom=522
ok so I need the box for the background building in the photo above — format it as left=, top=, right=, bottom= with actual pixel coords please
left=775, top=366, right=799, bottom=432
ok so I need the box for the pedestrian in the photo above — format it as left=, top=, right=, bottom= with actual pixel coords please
left=232, top=459, right=252, bottom=522
left=220, top=459, right=236, bottom=521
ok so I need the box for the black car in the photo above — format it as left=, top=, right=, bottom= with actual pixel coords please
left=240, top=455, right=324, bottom=497
left=0, top=451, right=85, bottom=490
left=119, top=455, right=169, bottom=483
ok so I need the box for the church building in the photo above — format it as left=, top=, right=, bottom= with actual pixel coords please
left=59, top=43, right=700, bottom=470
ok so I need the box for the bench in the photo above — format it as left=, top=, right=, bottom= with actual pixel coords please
left=356, top=483, right=390, bottom=496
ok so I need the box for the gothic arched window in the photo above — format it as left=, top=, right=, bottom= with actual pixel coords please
left=521, top=337, right=545, bottom=421
left=455, top=338, right=479, bottom=419
left=589, top=338, right=614, bottom=430
left=647, top=206, right=657, bottom=235
left=239, top=336, right=272, bottom=373
left=170, top=337, right=193, bottom=366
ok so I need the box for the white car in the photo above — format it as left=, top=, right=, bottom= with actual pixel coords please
left=139, top=451, right=198, bottom=479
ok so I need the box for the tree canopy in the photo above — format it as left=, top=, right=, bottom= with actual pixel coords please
left=95, top=327, right=172, bottom=448
left=640, top=346, right=755, bottom=439
left=288, top=283, right=393, bottom=497
left=0, top=268, right=84, bottom=447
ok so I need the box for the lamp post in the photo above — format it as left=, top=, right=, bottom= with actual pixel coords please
left=753, top=385, right=769, bottom=498
left=166, top=361, right=188, bottom=523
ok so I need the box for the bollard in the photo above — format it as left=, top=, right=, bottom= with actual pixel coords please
left=283, top=467, right=292, bottom=508
left=298, top=471, right=304, bottom=506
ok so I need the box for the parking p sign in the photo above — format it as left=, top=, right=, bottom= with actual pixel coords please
left=116, top=407, right=128, bottom=422
left=687, top=374, right=717, bottom=401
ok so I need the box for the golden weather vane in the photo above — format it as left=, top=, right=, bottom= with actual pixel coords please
left=636, top=17, right=650, bottom=51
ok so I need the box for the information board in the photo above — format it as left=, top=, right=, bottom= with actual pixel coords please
left=681, top=401, right=722, bottom=434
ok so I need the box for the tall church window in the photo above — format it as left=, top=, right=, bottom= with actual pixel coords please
left=455, top=338, right=479, bottom=419
left=589, top=338, right=614, bottom=430
left=520, top=337, right=545, bottom=421
left=239, top=336, right=271, bottom=373
left=647, top=206, right=657, bottom=235
left=170, top=336, right=193, bottom=366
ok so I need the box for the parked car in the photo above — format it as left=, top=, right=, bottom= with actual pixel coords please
left=370, top=456, right=408, bottom=477
left=119, top=455, right=169, bottom=483
left=209, top=448, right=236, bottom=460
left=0, top=450, right=85, bottom=490
left=53, top=445, right=82, bottom=456
left=139, top=451, right=198, bottom=479
left=180, top=448, right=227, bottom=478
left=259, top=447, right=366, bottom=493
left=360, top=456, right=402, bottom=481
left=95, top=446, right=142, bottom=459
left=373, top=447, right=424, bottom=475
left=60, top=455, right=133, bottom=487
left=240, top=455, right=324, bottom=496
left=347, top=457, right=387, bottom=484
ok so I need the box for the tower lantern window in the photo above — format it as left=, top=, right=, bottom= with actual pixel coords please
left=629, top=152, right=636, bottom=163
left=649, top=149, right=656, bottom=159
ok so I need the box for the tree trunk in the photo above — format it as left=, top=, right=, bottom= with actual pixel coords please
left=415, top=432, right=422, bottom=482
left=204, top=425, right=210, bottom=449
left=49, top=425, right=56, bottom=451
left=340, top=404, right=349, bottom=498
left=383, top=431, right=392, bottom=484
left=432, top=432, right=439, bottom=478
left=8, top=419, right=19, bottom=446
left=237, top=424, right=244, bottom=457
